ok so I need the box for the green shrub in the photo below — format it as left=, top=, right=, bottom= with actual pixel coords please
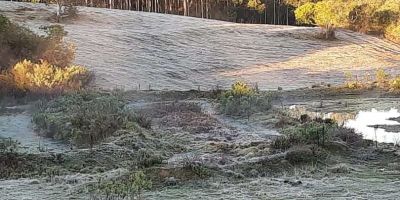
left=32, top=91, right=135, bottom=147
left=274, top=122, right=334, bottom=149
left=220, top=81, right=271, bottom=117
left=131, top=171, right=152, bottom=199
left=95, top=171, right=152, bottom=199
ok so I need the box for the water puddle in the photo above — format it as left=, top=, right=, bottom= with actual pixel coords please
left=0, top=114, right=69, bottom=153
left=345, top=108, right=400, bottom=144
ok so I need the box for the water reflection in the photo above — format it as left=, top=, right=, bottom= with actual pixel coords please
left=345, top=108, right=400, bottom=144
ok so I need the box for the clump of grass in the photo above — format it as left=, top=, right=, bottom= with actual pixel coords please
left=0, top=137, right=19, bottom=153
left=32, top=91, right=137, bottom=147
left=136, top=148, right=163, bottom=168
left=91, top=171, right=152, bottom=200
left=220, top=81, right=271, bottom=117
left=271, top=134, right=301, bottom=150
left=344, top=69, right=400, bottom=91
left=182, top=154, right=211, bottom=178
left=390, top=76, right=400, bottom=90
left=133, top=113, right=152, bottom=130
left=344, top=72, right=364, bottom=89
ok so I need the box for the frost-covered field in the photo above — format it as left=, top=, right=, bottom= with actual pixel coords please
left=2, top=1, right=400, bottom=90
left=3, top=2, right=400, bottom=200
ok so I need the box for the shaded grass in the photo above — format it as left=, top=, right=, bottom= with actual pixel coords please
left=32, top=91, right=137, bottom=147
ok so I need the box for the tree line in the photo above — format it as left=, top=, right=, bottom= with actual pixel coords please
left=294, top=0, right=400, bottom=42
left=10, top=0, right=297, bottom=25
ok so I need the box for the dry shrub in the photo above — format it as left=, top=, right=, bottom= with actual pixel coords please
left=0, top=15, right=75, bottom=70
left=334, top=127, right=363, bottom=146
left=343, top=69, right=400, bottom=91
left=4, top=60, right=90, bottom=94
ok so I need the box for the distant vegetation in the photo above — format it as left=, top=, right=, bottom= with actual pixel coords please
left=9, top=0, right=400, bottom=42
left=0, top=14, right=90, bottom=96
left=19, top=0, right=297, bottom=24
left=344, top=68, right=400, bottom=91
left=294, top=0, right=400, bottom=41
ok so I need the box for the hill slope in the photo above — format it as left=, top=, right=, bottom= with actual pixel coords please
left=1, top=1, right=400, bottom=90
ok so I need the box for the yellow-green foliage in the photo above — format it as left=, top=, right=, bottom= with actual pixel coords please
left=344, top=68, right=400, bottom=91
left=8, top=59, right=90, bottom=92
left=247, top=0, right=265, bottom=13
left=344, top=72, right=362, bottom=89
left=294, top=0, right=400, bottom=42
left=376, top=68, right=390, bottom=87
left=390, top=76, right=400, bottom=90
left=385, top=23, right=400, bottom=43
left=313, top=1, right=340, bottom=27
left=229, top=81, right=255, bottom=97
left=220, top=81, right=270, bottom=116
left=295, top=2, right=315, bottom=24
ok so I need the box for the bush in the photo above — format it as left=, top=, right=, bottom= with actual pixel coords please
left=273, top=121, right=335, bottom=150
left=32, top=91, right=135, bottom=147
left=385, top=23, right=400, bottom=43
left=343, top=69, right=400, bottom=91
left=271, top=135, right=301, bottom=150
left=390, top=76, right=400, bottom=90
left=131, top=171, right=152, bottom=199
left=295, top=2, right=315, bottom=25
left=182, top=154, right=211, bottom=178
left=136, top=149, right=162, bottom=168
left=94, top=171, right=152, bottom=199
left=38, top=25, right=76, bottom=67
left=220, top=81, right=271, bottom=117
left=294, top=0, right=400, bottom=42
left=0, top=15, right=75, bottom=70
left=3, top=59, right=90, bottom=94
left=344, top=72, right=362, bottom=89
left=376, top=68, right=391, bottom=87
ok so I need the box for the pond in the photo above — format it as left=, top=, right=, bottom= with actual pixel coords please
left=345, top=108, right=400, bottom=144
